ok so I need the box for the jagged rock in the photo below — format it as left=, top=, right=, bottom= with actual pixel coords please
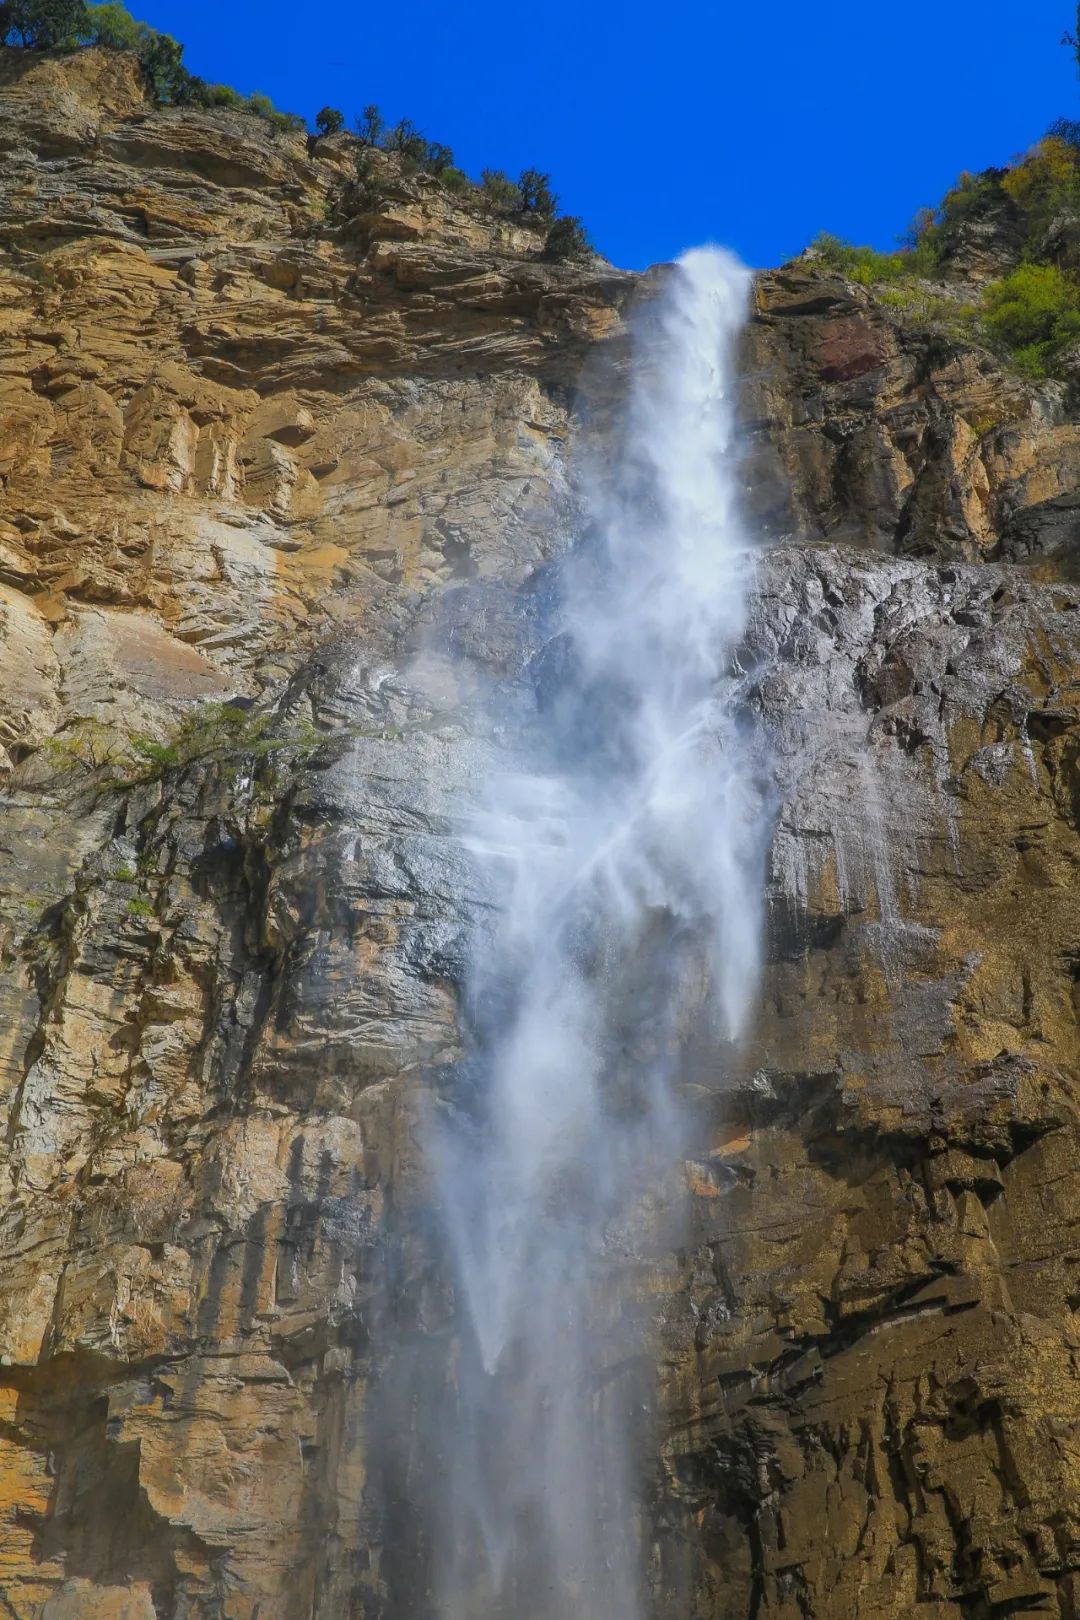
left=746, top=267, right=1080, bottom=571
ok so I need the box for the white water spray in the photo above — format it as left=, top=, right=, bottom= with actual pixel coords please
left=428, top=247, right=767, bottom=1620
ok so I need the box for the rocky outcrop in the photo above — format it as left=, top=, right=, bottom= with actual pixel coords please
left=745, top=268, right=1080, bottom=572
left=0, top=42, right=1078, bottom=1620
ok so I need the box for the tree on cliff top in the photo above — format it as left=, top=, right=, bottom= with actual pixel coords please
left=0, top=0, right=89, bottom=46
left=83, top=0, right=138, bottom=46
left=316, top=106, right=345, bottom=136
left=518, top=168, right=558, bottom=218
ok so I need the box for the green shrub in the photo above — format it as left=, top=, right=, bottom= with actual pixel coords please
left=544, top=214, right=592, bottom=261
left=267, top=108, right=305, bottom=135
left=876, top=284, right=978, bottom=340
left=192, top=80, right=242, bottom=109
left=480, top=168, right=523, bottom=212
left=519, top=167, right=557, bottom=218
left=0, top=8, right=593, bottom=250
left=126, top=896, right=154, bottom=919
left=41, top=718, right=127, bottom=773
left=937, top=168, right=1003, bottom=228
left=984, top=262, right=1080, bottom=342
left=128, top=701, right=322, bottom=780
left=383, top=118, right=426, bottom=169
left=1001, top=136, right=1079, bottom=225
left=84, top=0, right=138, bottom=46
left=315, top=105, right=344, bottom=137
left=811, top=234, right=915, bottom=285
left=982, top=263, right=1080, bottom=376
left=422, top=140, right=455, bottom=176
left=137, top=27, right=188, bottom=102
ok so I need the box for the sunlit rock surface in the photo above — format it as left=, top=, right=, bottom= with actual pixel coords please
left=0, top=42, right=1078, bottom=1620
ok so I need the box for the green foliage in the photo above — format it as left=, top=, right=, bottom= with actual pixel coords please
left=41, top=718, right=128, bottom=773
left=544, top=214, right=592, bottom=261
left=480, top=168, right=523, bottom=212
left=126, top=896, right=154, bottom=919
left=84, top=0, right=138, bottom=46
left=2, top=0, right=305, bottom=123
left=0, top=4, right=594, bottom=245
left=519, top=167, right=557, bottom=217
left=316, top=105, right=344, bottom=137
left=381, top=119, right=456, bottom=176
left=1000, top=135, right=1080, bottom=238
left=35, top=703, right=323, bottom=798
left=966, top=411, right=1003, bottom=438
left=191, top=80, right=242, bottom=109
left=423, top=140, right=455, bottom=176
left=937, top=168, right=1002, bottom=227
left=267, top=108, right=305, bottom=134
left=982, top=262, right=1080, bottom=375
left=180, top=75, right=301, bottom=130
left=1, top=0, right=88, bottom=46
left=347, top=145, right=381, bottom=212
left=876, top=283, right=979, bottom=341
left=810, top=233, right=918, bottom=285
left=383, top=117, right=426, bottom=167
left=127, top=701, right=323, bottom=780
left=136, top=27, right=188, bottom=102
left=114, top=865, right=136, bottom=882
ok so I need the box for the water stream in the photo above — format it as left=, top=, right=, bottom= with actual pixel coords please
left=424, top=246, right=767, bottom=1619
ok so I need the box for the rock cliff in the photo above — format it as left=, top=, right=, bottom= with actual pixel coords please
left=0, top=43, right=1078, bottom=1620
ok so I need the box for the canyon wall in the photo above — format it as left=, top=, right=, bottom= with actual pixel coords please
left=0, top=45, right=1078, bottom=1620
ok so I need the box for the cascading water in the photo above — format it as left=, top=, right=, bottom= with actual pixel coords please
left=419, top=246, right=768, bottom=1620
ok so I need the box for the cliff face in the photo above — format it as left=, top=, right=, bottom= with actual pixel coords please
left=0, top=45, right=1078, bottom=1620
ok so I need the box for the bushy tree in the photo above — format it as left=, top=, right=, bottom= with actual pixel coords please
left=984, top=262, right=1080, bottom=345
left=2, top=0, right=89, bottom=46
left=267, top=107, right=305, bottom=134
left=518, top=167, right=557, bottom=217
left=543, top=214, right=592, bottom=261
left=191, top=80, right=242, bottom=109
left=422, top=139, right=454, bottom=175
left=983, top=262, right=1080, bottom=374
left=480, top=168, right=523, bottom=212
left=384, top=118, right=428, bottom=168
left=137, top=28, right=189, bottom=101
left=1002, top=136, right=1079, bottom=207
left=349, top=145, right=381, bottom=211
left=315, top=105, right=344, bottom=136
left=84, top=0, right=139, bottom=47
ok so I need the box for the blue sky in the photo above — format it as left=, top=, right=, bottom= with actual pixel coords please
left=133, top=0, right=1077, bottom=269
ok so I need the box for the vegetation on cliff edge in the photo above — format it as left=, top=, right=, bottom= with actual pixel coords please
left=0, top=0, right=594, bottom=260
left=810, top=123, right=1080, bottom=379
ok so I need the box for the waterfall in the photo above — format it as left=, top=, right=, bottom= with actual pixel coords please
left=421, top=246, right=767, bottom=1620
